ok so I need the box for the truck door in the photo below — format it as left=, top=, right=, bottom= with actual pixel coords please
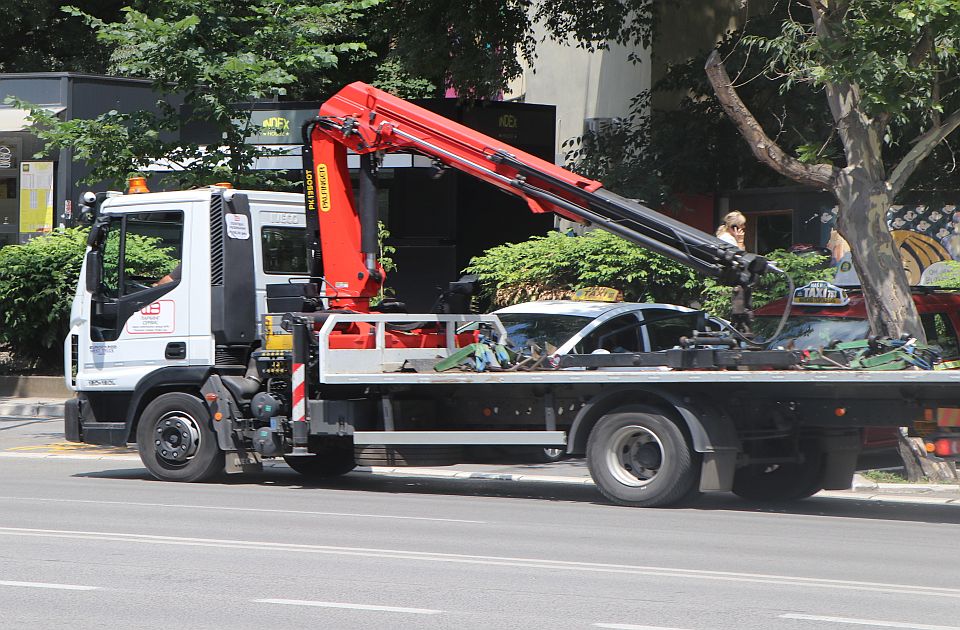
left=76, top=208, right=188, bottom=391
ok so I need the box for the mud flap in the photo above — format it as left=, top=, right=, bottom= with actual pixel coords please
left=201, top=375, right=263, bottom=474
left=820, top=431, right=862, bottom=490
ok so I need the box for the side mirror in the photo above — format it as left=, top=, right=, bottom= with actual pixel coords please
left=86, top=218, right=108, bottom=248
left=85, top=250, right=102, bottom=295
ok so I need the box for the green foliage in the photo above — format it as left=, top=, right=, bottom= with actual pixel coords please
left=0, top=228, right=175, bottom=368
left=698, top=250, right=836, bottom=319
left=0, top=230, right=86, bottom=366
left=745, top=1, right=960, bottom=124
left=8, top=0, right=379, bottom=190
left=467, top=231, right=836, bottom=321
left=0, top=0, right=124, bottom=73
left=385, top=0, right=656, bottom=98
left=464, top=230, right=700, bottom=308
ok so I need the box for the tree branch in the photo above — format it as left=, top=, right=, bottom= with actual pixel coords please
left=888, top=108, right=960, bottom=197
left=705, top=50, right=838, bottom=190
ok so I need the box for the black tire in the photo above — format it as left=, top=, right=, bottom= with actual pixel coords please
left=284, top=437, right=357, bottom=478
left=732, top=444, right=824, bottom=502
left=586, top=408, right=700, bottom=508
left=136, top=392, right=224, bottom=482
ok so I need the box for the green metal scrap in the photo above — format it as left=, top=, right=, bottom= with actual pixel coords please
left=802, top=337, right=940, bottom=371
left=433, top=341, right=516, bottom=372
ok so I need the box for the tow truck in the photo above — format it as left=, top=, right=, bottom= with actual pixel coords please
left=64, top=82, right=960, bottom=507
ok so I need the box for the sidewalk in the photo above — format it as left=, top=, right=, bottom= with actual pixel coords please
left=3, top=396, right=959, bottom=503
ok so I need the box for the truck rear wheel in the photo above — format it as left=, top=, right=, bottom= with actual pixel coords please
left=587, top=408, right=699, bottom=508
left=136, top=392, right=224, bottom=482
left=732, top=444, right=824, bottom=502
left=284, top=437, right=356, bottom=478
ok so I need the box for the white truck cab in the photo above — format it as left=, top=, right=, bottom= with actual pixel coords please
left=65, top=187, right=306, bottom=446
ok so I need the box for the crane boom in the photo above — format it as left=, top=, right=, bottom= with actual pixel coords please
left=303, top=81, right=769, bottom=312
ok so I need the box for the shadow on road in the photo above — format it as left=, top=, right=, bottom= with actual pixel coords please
left=71, top=465, right=960, bottom=524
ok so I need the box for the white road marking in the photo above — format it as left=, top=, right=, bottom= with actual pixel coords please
left=0, top=496, right=484, bottom=524
left=255, top=599, right=441, bottom=614
left=781, top=614, right=960, bottom=629
left=0, top=526, right=959, bottom=600
left=0, top=580, right=97, bottom=591
left=595, top=624, right=693, bottom=630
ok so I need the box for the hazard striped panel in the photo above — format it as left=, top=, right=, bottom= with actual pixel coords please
left=291, top=362, right=306, bottom=424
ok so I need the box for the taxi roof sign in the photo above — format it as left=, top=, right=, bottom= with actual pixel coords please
left=793, top=280, right=850, bottom=307
left=572, top=286, right=623, bottom=303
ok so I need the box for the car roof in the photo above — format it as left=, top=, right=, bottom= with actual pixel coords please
left=494, top=300, right=697, bottom=317
left=755, top=289, right=960, bottom=318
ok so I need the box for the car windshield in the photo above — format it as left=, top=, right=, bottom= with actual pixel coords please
left=497, top=313, right=594, bottom=350
left=753, top=315, right=870, bottom=349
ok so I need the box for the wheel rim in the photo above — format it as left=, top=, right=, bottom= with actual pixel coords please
left=605, top=425, right=664, bottom=487
left=153, top=411, right=201, bottom=465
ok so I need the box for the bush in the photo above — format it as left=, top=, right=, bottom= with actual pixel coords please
left=0, top=228, right=175, bottom=370
left=465, top=231, right=835, bottom=318
left=465, top=230, right=701, bottom=308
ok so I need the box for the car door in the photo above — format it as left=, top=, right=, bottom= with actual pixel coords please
left=77, top=207, right=190, bottom=391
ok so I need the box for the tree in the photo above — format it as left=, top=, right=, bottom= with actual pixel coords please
left=0, top=0, right=125, bottom=73
left=10, top=0, right=379, bottom=190
left=705, top=0, right=960, bottom=341
left=384, top=0, right=657, bottom=98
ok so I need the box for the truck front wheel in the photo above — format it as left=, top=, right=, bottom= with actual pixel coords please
left=136, top=392, right=225, bottom=482
left=587, top=409, right=699, bottom=508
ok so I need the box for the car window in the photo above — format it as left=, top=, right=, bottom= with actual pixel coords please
left=577, top=313, right=642, bottom=353
left=753, top=315, right=871, bottom=349
left=497, top=313, right=593, bottom=351
left=921, top=313, right=959, bottom=360
left=640, top=310, right=705, bottom=351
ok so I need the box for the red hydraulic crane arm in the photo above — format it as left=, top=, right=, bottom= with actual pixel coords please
left=303, top=82, right=770, bottom=312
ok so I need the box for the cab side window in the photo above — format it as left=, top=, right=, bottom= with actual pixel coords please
left=120, top=212, right=183, bottom=294
left=921, top=313, right=959, bottom=360
left=262, top=226, right=308, bottom=274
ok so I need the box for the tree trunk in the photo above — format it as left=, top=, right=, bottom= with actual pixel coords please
left=832, top=169, right=925, bottom=341
left=897, top=429, right=958, bottom=482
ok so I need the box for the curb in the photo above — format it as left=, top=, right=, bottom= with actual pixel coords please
left=0, top=376, right=71, bottom=399
left=0, top=402, right=65, bottom=418
left=850, top=474, right=960, bottom=497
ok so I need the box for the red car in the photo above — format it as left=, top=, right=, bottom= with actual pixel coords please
left=753, top=283, right=960, bottom=461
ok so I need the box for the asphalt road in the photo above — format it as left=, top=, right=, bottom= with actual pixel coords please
left=2, top=417, right=960, bottom=629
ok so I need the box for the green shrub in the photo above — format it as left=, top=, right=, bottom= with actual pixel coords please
left=0, top=228, right=175, bottom=369
left=465, top=230, right=701, bottom=308
left=465, top=231, right=835, bottom=318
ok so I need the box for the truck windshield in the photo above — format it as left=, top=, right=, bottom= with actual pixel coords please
left=752, top=316, right=870, bottom=349
left=497, top=313, right=593, bottom=350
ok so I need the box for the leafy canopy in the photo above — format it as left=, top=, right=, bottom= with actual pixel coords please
left=10, top=0, right=379, bottom=189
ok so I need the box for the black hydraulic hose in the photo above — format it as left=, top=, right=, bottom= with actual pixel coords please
left=760, top=262, right=795, bottom=349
